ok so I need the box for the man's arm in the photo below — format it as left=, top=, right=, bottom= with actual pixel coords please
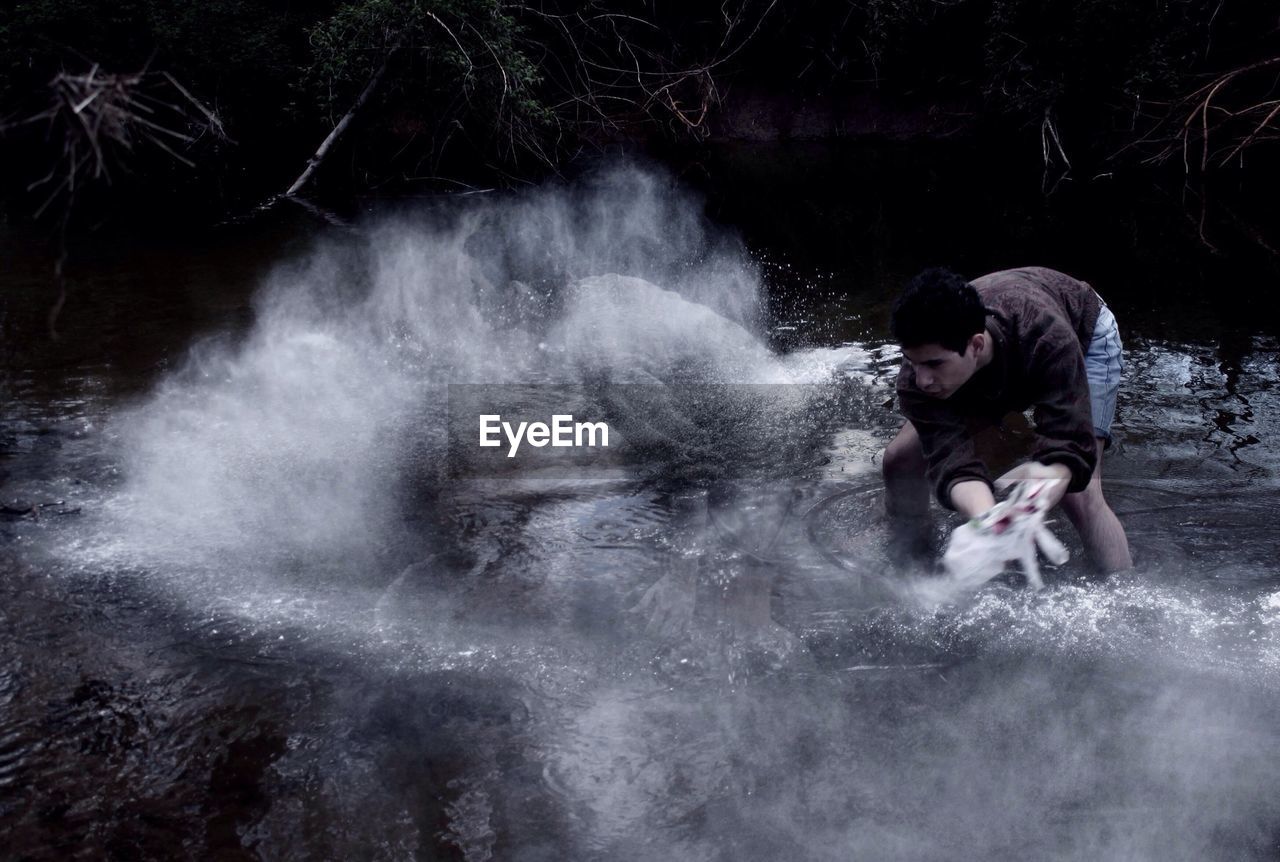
left=949, top=479, right=996, bottom=520
left=898, top=389, right=994, bottom=512
left=1028, top=337, right=1098, bottom=492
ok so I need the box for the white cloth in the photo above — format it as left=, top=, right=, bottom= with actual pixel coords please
left=941, top=478, right=1069, bottom=590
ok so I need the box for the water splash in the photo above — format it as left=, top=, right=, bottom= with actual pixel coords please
left=14, top=162, right=1280, bottom=861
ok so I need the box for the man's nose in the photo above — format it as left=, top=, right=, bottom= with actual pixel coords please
left=917, top=369, right=933, bottom=387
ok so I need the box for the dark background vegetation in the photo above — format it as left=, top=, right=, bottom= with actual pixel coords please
left=0, top=1, right=1277, bottom=252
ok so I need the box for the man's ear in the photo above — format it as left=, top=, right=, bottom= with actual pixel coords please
left=967, top=332, right=985, bottom=357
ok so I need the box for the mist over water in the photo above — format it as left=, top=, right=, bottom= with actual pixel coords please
left=5, top=164, right=1280, bottom=859
left=109, top=170, right=796, bottom=563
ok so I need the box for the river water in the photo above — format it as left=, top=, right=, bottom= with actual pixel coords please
left=2, top=156, right=1280, bottom=860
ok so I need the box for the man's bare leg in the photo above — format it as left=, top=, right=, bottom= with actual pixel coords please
left=881, top=422, right=935, bottom=564
left=1059, top=438, right=1133, bottom=573
left=883, top=422, right=930, bottom=518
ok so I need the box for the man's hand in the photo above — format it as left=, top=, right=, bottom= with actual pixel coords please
left=995, top=461, right=1071, bottom=509
left=950, top=461, right=1072, bottom=521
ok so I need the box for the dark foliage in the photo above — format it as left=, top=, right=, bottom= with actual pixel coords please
left=0, top=0, right=1276, bottom=221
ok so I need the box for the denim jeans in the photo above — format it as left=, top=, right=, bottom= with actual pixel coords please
left=1084, top=300, right=1124, bottom=440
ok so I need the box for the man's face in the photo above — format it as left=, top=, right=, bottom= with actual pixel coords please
left=902, top=336, right=982, bottom=399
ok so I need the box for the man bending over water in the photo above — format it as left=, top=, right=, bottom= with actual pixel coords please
left=883, top=266, right=1132, bottom=574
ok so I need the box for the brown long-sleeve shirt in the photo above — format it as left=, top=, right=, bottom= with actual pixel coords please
left=895, top=267, right=1103, bottom=509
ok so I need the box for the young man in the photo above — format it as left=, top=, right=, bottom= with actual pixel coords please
left=883, top=266, right=1132, bottom=573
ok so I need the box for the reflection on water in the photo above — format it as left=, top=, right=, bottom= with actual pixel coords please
left=3, top=165, right=1280, bottom=859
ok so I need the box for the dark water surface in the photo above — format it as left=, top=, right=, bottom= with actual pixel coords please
left=3, top=154, right=1280, bottom=860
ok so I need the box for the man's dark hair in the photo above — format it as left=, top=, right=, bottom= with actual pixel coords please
left=891, top=267, right=988, bottom=354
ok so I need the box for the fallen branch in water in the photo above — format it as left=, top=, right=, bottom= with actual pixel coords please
left=285, top=41, right=402, bottom=198
left=1, top=500, right=82, bottom=518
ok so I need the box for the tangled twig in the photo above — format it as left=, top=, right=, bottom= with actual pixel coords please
left=1, top=65, right=228, bottom=338
left=6, top=65, right=229, bottom=219
left=1120, top=56, right=1280, bottom=172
